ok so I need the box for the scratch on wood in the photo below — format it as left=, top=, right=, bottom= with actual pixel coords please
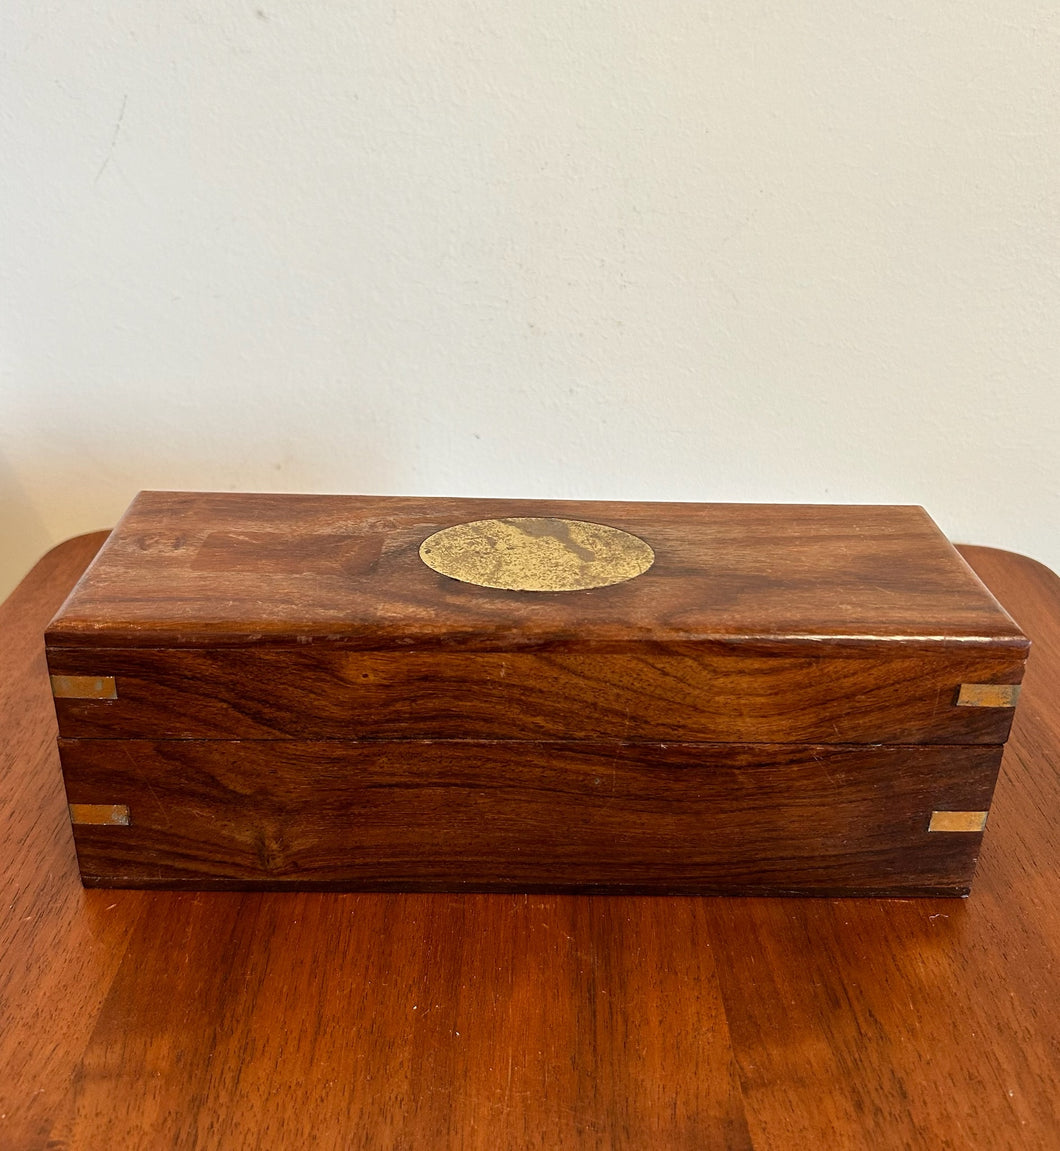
left=121, top=743, right=170, bottom=827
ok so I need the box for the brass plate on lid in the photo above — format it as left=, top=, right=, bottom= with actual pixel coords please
left=419, top=517, right=655, bottom=592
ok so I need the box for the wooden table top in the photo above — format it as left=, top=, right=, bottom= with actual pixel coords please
left=2, top=533, right=1058, bottom=1150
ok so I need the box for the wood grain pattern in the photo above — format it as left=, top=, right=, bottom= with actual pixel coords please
left=45, top=893, right=753, bottom=1151
left=701, top=545, right=1060, bottom=1151
left=0, top=532, right=146, bottom=1151
left=3, top=534, right=1058, bottom=1149
left=43, top=495, right=1029, bottom=895
left=46, top=493, right=1026, bottom=652
left=47, top=645, right=1025, bottom=744
left=59, top=738, right=1001, bottom=894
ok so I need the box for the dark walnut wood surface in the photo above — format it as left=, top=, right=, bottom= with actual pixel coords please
left=47, top=493, right=1026, bottom=651
left=3, top=533, right=1058, bottom=1149
left=63, top=739, right=1001, bottom=895
left=48, top=645, right=1024, bottom=744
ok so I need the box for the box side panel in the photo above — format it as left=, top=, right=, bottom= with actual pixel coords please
left=48, top=647, right=1026, bottom=745
left=58, top=739, right=1002, bottom=896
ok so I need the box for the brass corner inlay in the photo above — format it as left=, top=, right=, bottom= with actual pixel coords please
left=50, top=675, right=117, bottom=700
left=69, top=804, right=130, bottom=827
left=419, top=517, right=655, bottom=592
left=956, top=683, right=1020, bottom=708
left=929, top=810, right=988, bottom=833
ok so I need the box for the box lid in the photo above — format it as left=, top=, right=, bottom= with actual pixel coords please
left=45, top=491, right=1028, bottom=656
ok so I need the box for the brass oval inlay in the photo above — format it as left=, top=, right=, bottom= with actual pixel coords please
left=419, top=517, right=654, bottom=592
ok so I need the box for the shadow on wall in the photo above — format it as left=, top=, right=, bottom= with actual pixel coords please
left=0, top=451, right=55, bottom=603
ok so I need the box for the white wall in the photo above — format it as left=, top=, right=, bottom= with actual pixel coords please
left=3, top=1, right=1058, bottom=601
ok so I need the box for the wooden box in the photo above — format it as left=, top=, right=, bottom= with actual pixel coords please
left=45, top=492, right=1029, bottom=896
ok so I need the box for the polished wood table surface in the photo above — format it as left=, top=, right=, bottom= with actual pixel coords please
left=2, top=534, right=1058, bottom=1150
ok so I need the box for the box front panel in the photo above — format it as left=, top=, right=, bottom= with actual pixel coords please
left=58, top=739, right=1002, bottom=896
left=47, top=647, right=1025, bottom=745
